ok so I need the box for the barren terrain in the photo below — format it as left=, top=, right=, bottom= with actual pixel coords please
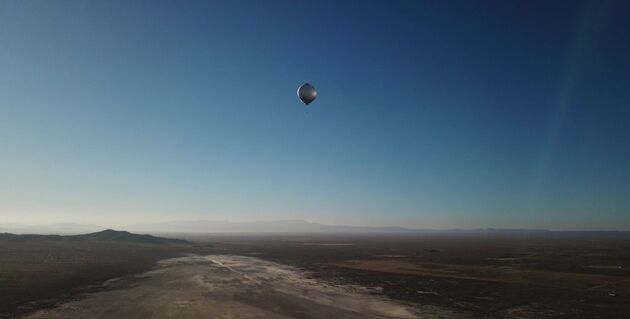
left=22, top=255, right=460, bottom=319
left=2, top=231, right=630, bottom=318
left=186, top=232, right=630, bottom=318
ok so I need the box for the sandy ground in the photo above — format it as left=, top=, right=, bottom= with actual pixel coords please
left=22, top=255, right=467, bottom=319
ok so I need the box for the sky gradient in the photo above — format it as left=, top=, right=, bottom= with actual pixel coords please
left=1, top=0, right=629, bottom=230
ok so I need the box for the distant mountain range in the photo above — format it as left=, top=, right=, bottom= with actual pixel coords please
left=1, top=221, right=626, bottom=236
left=0, top=229, right=189, bottom=245
left=1, top=220, right=553, bottom=235
left=0, top=223, right=105, bottom=235
left=126, top=220, right=552, bottom=234
left=127, top=220, right=418, bottom=233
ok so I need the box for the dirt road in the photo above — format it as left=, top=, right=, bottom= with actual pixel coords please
left=22, top=255, right=466, bottom=319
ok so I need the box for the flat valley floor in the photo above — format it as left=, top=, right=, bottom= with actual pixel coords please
left=4, top=232, right=630, bottom=318
left=22, top=255, right=463, bottom=319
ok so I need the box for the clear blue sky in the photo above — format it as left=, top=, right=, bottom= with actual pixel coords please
left=1, top=0, right=629, bottom=230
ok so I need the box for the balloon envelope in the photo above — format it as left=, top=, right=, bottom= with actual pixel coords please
left=297, top=83, right=317, bottom=106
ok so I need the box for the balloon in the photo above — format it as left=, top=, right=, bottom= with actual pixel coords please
left=297, top=83, right=317, bottom=106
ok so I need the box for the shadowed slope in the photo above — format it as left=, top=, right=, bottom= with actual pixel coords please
left=0, top=229, right=189, bottom=245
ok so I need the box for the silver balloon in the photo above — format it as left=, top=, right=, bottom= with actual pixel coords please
left=297, top=83, right=317, bottom=106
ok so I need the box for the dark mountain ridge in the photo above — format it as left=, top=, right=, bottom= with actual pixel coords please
left=0, top=229, right=189, bottom=245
